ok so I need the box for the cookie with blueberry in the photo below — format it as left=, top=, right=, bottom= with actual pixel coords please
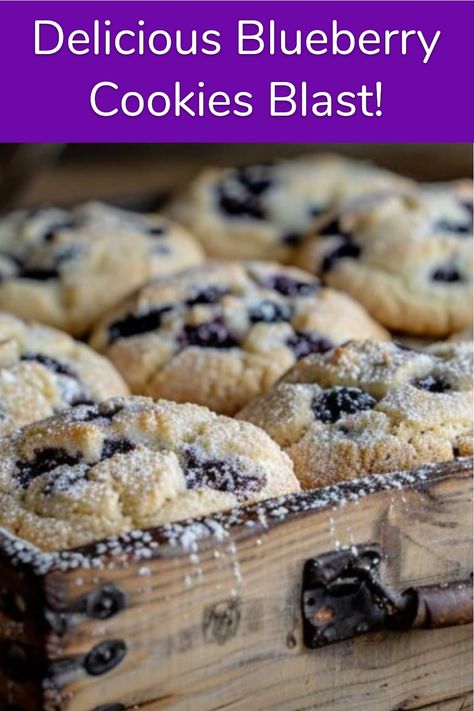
left=0, top=396, right=299, bottom=551
left=238, top=339, right=472, bottom=489
left=295, top=182, right=473, bottom=336
left=0, top=201, right=203, bottom=336
left=90, top=261, right=388, bottom=415
left=0, top=312, right=128, bottom=435
left=168, top=154, right=412, bottom=263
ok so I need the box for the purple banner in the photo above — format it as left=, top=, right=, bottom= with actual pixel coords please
left=0, top=1, right=472, bottom=142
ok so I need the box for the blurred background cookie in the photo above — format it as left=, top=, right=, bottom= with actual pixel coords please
left=295, top=183, right=473, bottom=336
left=0, top=201, right=203, bottom=336
left=0, top=312, right=128, bottom=435
left=91, top=261, right=388, bottom=415
left=168, top=153, right=412, bottom=263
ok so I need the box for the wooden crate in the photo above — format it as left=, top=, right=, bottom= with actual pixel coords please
left=0, top=458, right=472, bottom=711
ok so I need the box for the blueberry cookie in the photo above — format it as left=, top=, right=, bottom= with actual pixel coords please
left=0, top=396, right=299, bottom=551
left=0, top=312, right=128, bottom=435
left=0, top=201, right=203, bottom=336
left=295, top=182, right=473, bottom=336
left=239, top=340, right=472, bottom=489
left=168, top=154, right=412, bottom=262
left=90, top=262, right=388, bottom=415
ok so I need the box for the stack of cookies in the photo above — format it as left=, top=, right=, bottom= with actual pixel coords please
left=0, top=154, right=471, bottom=551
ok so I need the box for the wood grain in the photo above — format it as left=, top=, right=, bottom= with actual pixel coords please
left=20, top=461, right=470, bottom=711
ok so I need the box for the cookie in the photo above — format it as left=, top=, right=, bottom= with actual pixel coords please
left=0, top=396, right=299, bottom=551
left=168, top=153, right=412, bottom=262
left=295, top=182, right=473, bottom=336
left=0, top=201, right=203, bottom=336
left=238, top=339, right=472, bottom=489
left=90, top=261, right=389, bottom=415
left=0, top=312, right=128, bottom=435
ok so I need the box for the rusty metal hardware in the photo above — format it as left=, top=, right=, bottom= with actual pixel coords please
left=302, top=544, right=473, bottom=649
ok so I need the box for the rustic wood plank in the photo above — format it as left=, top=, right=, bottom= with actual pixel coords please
left=37, top=461, right=472, bottom=711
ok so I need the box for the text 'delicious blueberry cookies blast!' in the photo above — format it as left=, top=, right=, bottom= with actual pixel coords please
left=0, top=397, right=299, bottom=551
left=238, top=340, right=473, bottom=489
left=90, top=261, right=388, bottom=415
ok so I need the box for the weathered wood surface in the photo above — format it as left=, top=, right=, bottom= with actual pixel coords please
left=1, top=460, right=472, bottom=711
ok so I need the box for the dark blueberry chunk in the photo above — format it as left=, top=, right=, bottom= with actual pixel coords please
left=321, top=238, right=361, bottom=274
left=435, top=219, right=471, bottom=235
left=235, top=165, right=273, bottom=195
left=20, top=352, right=77, bottom=379
left=101, top=438, right=135, bottom=460
left=18, top=266, right=59, bottom=281
left=43, top=219, right=77, bottom=242
left=185, top=285, right=229, bottom=307
left=217, top=165, right=273, bottom=220
left=310, top=205, right=325, bottom=217
left=183, top=449, right=266, bottom=498
left=218, top=191, right=265, bottom=220
left=261, top=274, right=317, bottom=297
left=413, top=374, right=452, bottom=393
left=312, top=387, right=377, bottom=423
left=16, top=448, right=83, bottom=489
left=108, top=306, right=172, bottom=344
left=71, top=402, right=124, bottom=423
left=42, top=466, right=90, bottom=497
left=431, top=265, right=464, bottom=283
left=249, top=300, right=291, bottom=324
left=282, top=232, right=304, bottom=247
left=287, top=333, right=333, bottom=359
left=180, top=319, right=238, bottom=349
left=147, top=225, right=166, bottom=236
left=319, top=218, right=351, bottom=237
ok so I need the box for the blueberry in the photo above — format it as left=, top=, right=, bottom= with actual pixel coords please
left=43, top=219, right=77, bottom=242
left=18, top=267, right=59, bottom=281
left=185, top=285, right=229, bottom=307
left=319, top=218, right=350, bottom=237
left=42, top=466, right=90, bottom=497
left=101, top=438, right=135, bottom=460
left=413, top=374, right=452, bottom=393
left=71, top=402, right=124, bottom=423
left=282, top=232, right=304, bottom=246
left=147, top=225, right=166, bottom=236
left=434, top=201, right=473, bottom=235
left=431, top=265, right=464, bottom=283
left=217, top=165, right=273, bottom=220
left=312, top=387, right=376, bottom=423
left=180, top=319, right=238, bottom=349
left=249, top=300, right=291, bottom=324
left=108, top=306, right=173, bottom=344
left=183, top=449, right=266, bottom=498
left=321, top=238, right=361, bottom=274
left=261, top=274, right=317, bottom=297
left=20, top=352, right=77, bottom=379
left=286, top=333, right=333, bottom=359
left=16, top=448, right=83, bottom=489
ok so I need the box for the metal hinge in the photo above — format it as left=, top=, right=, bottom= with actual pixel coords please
left=302, top=544, right=473, bottom=649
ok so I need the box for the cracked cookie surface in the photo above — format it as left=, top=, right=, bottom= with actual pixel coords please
left=0, top=396, right=299, bottom=551
left=238, top=339, right=472, bottom=488
left=168, top=154, right=411, bottom=262
left=0, top=201, right=203, bottom=335
left=294, top=183, right=473, bottom=336
left=0, top=312, right=128, bottom=435
left=90, top=261, right=388, bottom=415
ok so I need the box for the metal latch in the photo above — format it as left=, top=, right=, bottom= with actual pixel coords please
left=302, top=544, right=473, bottom=649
